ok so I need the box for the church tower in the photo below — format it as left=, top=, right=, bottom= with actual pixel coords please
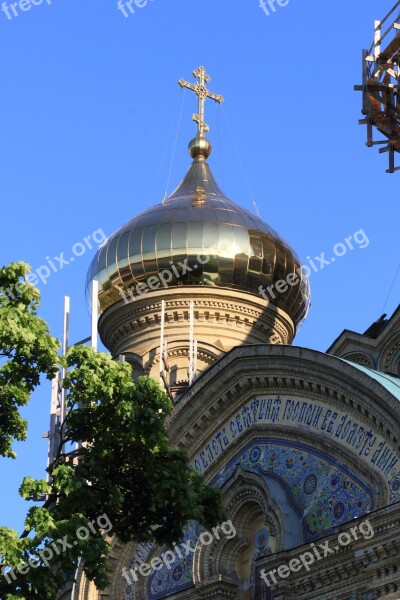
left=70, top=68, right=400, bottom=600
left=86, top=66, right=310, bottom=394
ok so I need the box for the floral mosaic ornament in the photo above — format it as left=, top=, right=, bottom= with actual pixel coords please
left=146, top=521, right=200, bottom=600
left=123, top=439, right=375, bottom=599
left=212, top=439, right=374, bottom=540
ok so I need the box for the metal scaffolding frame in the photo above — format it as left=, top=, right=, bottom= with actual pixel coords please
left=158, top=299, right=198, bottom=398
left=42, top=281, right=99, bottom=487
left=355, top=1, right=400, bottom=172
left=44, top=290, right=199, bottom=480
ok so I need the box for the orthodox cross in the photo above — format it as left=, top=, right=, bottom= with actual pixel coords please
left=179, top=66, right=224, bottom=134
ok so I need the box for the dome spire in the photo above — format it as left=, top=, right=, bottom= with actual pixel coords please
left=178, top=66, right=224, bottom=159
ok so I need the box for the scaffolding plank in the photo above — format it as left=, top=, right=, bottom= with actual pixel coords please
left=380, top=31, right=400, bottom=60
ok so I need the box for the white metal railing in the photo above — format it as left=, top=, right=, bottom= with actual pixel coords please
left=368, top=0, right=400, bottom=57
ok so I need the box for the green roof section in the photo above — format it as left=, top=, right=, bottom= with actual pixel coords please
left=342, top=359, right=400, bottom=402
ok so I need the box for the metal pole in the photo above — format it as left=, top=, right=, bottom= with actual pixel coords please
left=189, top=301, right=194, bottom=384
left=91, top=280, right=99, bottom=351
left=374, top=20, right=381, bottom=61
left=60, top=296, right=70, bottom=429
left=45, top=373, right=60, bottom=485
left=160, top=300, right=165, bottom=383
left=194, top=339, right=198, bottom=382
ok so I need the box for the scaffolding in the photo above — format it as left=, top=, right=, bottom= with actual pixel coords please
left=44, top=290, right=200, bottom=477
left=355, top=1, right=400, bottom=172
left=42, top=282, right=98, bottom=490
left=158, top=299, right=198, bottom=398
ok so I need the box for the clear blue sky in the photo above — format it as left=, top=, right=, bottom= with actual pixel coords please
left=0, top=0, right=399, bottom=533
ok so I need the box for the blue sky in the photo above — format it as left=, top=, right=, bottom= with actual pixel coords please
left=0, top=0, right=399, bottom=533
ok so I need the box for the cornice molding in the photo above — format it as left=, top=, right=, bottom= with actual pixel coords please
left=98, top=287, right=295, bottom=356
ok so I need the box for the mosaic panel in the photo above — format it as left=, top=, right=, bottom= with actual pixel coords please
left=124, top=438, right=374, bottom=599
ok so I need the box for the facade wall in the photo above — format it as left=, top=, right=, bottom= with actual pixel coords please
left=328, top=306, right=400, bottom=377
left=256, top=502, right=400, bottom=600
left=71, top=345, right=400, bottom=600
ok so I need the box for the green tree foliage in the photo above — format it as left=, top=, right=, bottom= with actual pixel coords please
left=0, top=262, right=59, bottom=458
left=0, top=263, right=226, bottom=600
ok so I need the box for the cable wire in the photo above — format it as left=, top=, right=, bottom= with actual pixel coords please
left=215, top=102, right=225, bottom=189
left=164, top=88, right=186, bottom=200
left=381, top=259, right=400, bottom=314
left=152, top=89, right=185, bottom=203
left=221, top=105, right=260, bottom=216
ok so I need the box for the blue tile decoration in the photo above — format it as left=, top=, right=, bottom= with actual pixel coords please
left=124, top=438, right=375, bottom=599
left=389, top=471, right=400, bottom=501
left=211, top=438, right=375, bottom=541
left=146, top=521, right=199, bottom=600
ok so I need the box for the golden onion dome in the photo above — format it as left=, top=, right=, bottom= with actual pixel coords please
left=86, top=132, right=310, bottom=329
